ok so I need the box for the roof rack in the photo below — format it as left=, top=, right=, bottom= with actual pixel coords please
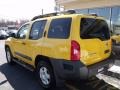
left=31, top=10, right=76, bottom=21
left=31, top=12, right=57, bottom=21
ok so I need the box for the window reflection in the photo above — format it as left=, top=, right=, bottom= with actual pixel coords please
left=111, top=6, right=120, bottom=34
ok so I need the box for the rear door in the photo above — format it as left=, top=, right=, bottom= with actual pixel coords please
left=42, top=18, right=72, bottom=60
left=80, top=18, right=111, bottom=65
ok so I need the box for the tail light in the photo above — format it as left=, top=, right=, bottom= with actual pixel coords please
left=71, top=40, right=80, bottom=61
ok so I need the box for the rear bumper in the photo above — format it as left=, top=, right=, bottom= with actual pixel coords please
left=50, top=55, right=114, bottom=80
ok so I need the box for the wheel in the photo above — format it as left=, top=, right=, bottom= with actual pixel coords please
left=36, top=61, right=56, bottom=89
left=5, top=47, right=14, bottom=65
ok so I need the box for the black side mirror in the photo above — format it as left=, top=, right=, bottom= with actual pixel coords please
left=10, top=33, right=16, bottom=38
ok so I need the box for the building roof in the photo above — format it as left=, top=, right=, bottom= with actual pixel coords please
left=55, top=0, right=120, bottom=9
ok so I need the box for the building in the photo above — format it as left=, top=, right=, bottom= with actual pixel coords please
left=55, top=0, right=120, bottom=34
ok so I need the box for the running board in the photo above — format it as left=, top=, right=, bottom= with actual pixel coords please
left=13, top=58, right=35, bottom=72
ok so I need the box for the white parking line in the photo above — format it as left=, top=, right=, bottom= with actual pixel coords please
left=97, top=73, right=120, bottom=89
left=108, top=65, right=120, bottom=74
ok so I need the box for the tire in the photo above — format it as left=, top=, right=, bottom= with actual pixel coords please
left=36, top=61, right=56, bottom=89
left=5, top=47, right=14, bottom=65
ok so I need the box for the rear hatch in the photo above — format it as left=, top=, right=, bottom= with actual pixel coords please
left=80, top=18, right=111, bottom=66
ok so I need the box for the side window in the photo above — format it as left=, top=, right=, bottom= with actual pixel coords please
left=48, top=18, right=71, bottom=39
left=29, top=20, right=47, bottom=40
left=17, top=24, right=29, bottom=39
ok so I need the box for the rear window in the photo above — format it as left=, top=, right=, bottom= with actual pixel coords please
left=80, top=18, right=110, bottom=40
left=48, top=18, right=71, bottom=39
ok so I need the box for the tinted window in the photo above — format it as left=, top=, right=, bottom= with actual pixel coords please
left=48, top=18, right=71, bottom=39
left=80, top=18, right=110, bottom=40
left=29, top=20, right=46, bottom=40
left=17, top=24, right=29, bottom=39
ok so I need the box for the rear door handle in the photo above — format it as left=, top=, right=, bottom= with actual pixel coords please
left=21, top=42, right=26, bottom=45
left=44, top=31, right=46, bottom=37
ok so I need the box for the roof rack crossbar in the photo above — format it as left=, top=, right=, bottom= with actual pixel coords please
left=31, top=10, right=76, bottom=21
left=31, top=12, right=57, bottom=21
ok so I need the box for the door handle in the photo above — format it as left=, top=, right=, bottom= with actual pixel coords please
left=44, top=31, right=46, bottom=37
left=21, top=42, right=26, bottom=45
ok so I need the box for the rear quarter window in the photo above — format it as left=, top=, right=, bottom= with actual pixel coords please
left=80, top=18, right=110, bottom=41
left=48, top=18, right=72, bottom=39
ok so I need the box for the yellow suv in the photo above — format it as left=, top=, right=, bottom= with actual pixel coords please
left=5, top=11, right=114, bottom=89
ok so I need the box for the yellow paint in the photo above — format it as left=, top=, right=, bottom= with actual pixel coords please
left=5, top=14, right=111, bottom=67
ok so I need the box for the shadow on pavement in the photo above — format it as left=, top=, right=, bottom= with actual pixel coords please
left=0, top=63, right=67, bottom=90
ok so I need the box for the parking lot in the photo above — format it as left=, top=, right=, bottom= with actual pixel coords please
left=0, top=40, right=120, bottom=90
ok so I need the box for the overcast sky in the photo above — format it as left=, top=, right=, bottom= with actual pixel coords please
left=0, top=0, right=55, bottom=20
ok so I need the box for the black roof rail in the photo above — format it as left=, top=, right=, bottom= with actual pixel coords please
left=31, top=10, right=76, bottom=21
left=31, top=12, right=57, bottom=21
